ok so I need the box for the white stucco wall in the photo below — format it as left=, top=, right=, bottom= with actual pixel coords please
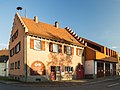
left=0, top=63, right=5, bottom=76
left=0, top=60, right=9, bottom=77
left=85, top=60, right=94, bottom=74
left=26, top=36, right=84, bottom=79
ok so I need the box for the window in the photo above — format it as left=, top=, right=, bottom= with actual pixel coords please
left=12, top=30, right=18, bottom=42
left=15, top=62, right=17, bottom=69
left=30, top=39, right=45, bottom=51
left=10, top=48, right=14, bottom=57
left=66, top=46, right=72, bottom=54
left=65, top=66, right=70, bottom=71
left=56, top=66, right=60, bottom=71
left=76, top=48, right=83, bottom=56
left=65, top=66, right=73, bottom=72
left=49, top=43, right=62, bottom=53
left=10, top=63, right=14, bottom=70
left=14, top=61, right=20, bottom=69
left=15, top=42, right=21, bottom=53
left=58, top=44, right=62, bottom=53
left=49, top=43, right=53, bottom=52
left=53, top=44, right=58, bottom=53
left=10, top=42, right=20, bottom=57
left=106, top=48, right=108, bottom=55
left=51, top=66, right=56, bottom=72
left=18, top=61, right=20, bottom=69
left=70, top=67, right=73, bottom=72
left=34, top=39, right=41, bottom=50
left=64, top=46, right=72, bottom=55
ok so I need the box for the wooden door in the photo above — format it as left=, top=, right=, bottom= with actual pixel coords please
left=76, top=63, right=84, bottom=79
left=50, top=66, right=56, bottom=80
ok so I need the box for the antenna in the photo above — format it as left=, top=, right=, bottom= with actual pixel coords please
left=25, top=8, right=27, bottom=18
left=16, top=6, right=22, bottom=14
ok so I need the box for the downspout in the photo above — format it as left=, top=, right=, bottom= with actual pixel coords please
left=83, top=43, right=87, bottom=78
left=23, top=32, right=27, bottom=82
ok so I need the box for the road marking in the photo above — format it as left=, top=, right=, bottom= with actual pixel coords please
left=107, top=83, right=119, bottom=87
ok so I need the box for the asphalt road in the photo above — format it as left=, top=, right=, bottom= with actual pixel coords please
left=0, top=78, right=120, bottom=90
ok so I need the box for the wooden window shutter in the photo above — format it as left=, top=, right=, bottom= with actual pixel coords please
left=49, top=42, right=53, bottom=52
left=64, top=46, right=66, bottom=54
left=41, top=41, right=45, bottom=51
left=58, top=44, right=62, bottom=53
left=72, top=47, right=74, bottom=55
left=30, top=38, right=34, bottom=49
left=76, top=48, right=78, bottom=55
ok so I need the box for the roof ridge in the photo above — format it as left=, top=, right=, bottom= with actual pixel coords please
left=21, top=17, right=65, bottom=30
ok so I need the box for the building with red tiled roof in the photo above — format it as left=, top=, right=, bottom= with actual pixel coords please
left=66, top=27, right=119, bottom=79
left=0, top=48, right=9, bottom=56
left=0, top=49, right=9, bottom=77
left=9, top=13, right=85, bottom=82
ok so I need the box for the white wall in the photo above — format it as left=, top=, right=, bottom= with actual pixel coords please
left=0, top=63, right=5, bottom=76
left=94, top=61, right=97, bottom=75
left=6, top=60, right=9, bottom=76
left=0, top=60, right=9, bottom=77
left=85, top=60, right=94, bottom=74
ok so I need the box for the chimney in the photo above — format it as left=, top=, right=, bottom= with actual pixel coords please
left=34, top=16, right=39, bottom=23
left=55, top=21, right=58, bottom=29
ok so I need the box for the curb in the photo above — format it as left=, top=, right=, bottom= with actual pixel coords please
left=0, top=76, right=120, bottom=87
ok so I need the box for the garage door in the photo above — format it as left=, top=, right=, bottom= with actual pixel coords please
left=97, top=62, right=104, bottom=78
left=105, top=63, right=110, bottom=76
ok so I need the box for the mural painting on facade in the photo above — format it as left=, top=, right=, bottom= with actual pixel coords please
left=30, top=61, right=46, bottom=76
left=47, top=53, right=73, bottom=68
left=47, top=52, right=73, bottom=80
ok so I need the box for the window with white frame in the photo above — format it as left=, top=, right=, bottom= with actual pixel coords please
left=78, top=49, right=83, bottom=56
left=56, top=66, right=60, bottom=71
left=49, top=43, right=62, bottom=53
left=66, top=46, right=72, bottom=55
left=53, top=44, right=58, bottom=53
left=34, top=39, right=41, bottom=50
left=65, top=66, right=73, bottom=72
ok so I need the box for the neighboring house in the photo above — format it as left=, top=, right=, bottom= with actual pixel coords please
left=9, top=13, right=85, bottom=82
left=65, top=28, right=119, bottom=78
left=116, top=55, right=120, bottom=75
left=0, top=49, right=9, bottom=77
left=0, top=48, right=9, bottom=56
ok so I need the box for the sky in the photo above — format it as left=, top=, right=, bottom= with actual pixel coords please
left=0, top=0, right=120, bottom=53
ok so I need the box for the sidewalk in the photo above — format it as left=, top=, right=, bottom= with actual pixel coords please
left=0, top=76, right=120, bottom=87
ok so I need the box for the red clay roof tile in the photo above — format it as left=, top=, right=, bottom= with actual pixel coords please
left=21, top=17, right=83, bottom=46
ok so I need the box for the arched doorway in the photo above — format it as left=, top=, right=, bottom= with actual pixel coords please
left=30, top=61, right=46, bottom=76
